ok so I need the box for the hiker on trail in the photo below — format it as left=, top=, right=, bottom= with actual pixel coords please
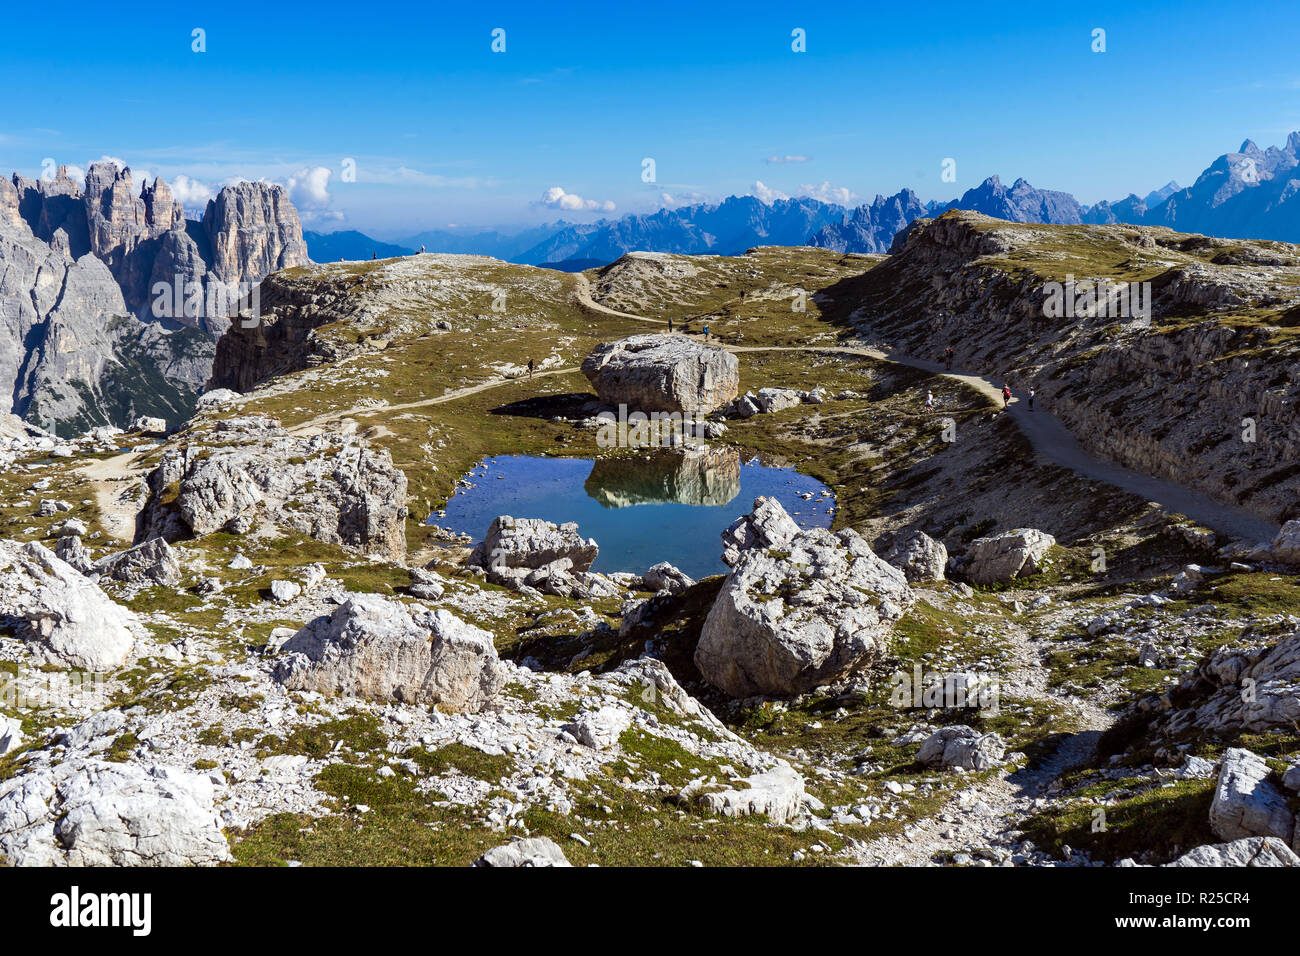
left=420, top=245, right=426, bottom=253
left=1028, top=386, right=1035, bottom=411
left=527, top=358, right=534, bottom=379
left=1002, top=384, right=1011, bottom=408
left=925, top=390, right=935, bottom=412
left=703, top=323, right=710, bottom=342
left=372, top=252, right=377, bottom=259
left=668, top=317, right=673, bottom=333
left=945, top=346, right=954, bottom=371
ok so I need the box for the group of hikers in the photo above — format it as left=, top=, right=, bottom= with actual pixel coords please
left=925, top=345, right=1036, bottom=413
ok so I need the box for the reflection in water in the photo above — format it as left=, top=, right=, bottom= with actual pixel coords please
left=430, top=453, right=832, bottom=577
left=584, top=446, right=742, bottom=509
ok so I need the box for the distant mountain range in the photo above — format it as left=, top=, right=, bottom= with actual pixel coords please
left=308, top=131, right=1300, bottom=266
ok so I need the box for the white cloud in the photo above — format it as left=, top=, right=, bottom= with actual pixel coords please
left=748, top=181, right=789, bottom=203
left=170, top=174, right=215, bottom=206
left=798, top=181, right=859, bottom=205
left=765, top=155, right=811, bottom=164
left=287, top=166, right=332, bottom=208
left=535, top=186, right=614, bottom=212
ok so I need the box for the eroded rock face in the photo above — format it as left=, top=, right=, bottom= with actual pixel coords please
left=962, top=528, right=1056, bottom=585
left=468, top=516, right=598, bottom=573
left=0, top=760, right=230, bottom=866
left=275, top=595, right=505, bottom=713
left=1209, top=748, right=1297, bottom=849
left=0, top=540, right=137, bottom=670
left=581, top=334, right=739, bottom=413
left=883, top=530, right=948, bottom=583
left=696, top=499, right=914, bottom=697
left=137, top=416, right=407, bottom=558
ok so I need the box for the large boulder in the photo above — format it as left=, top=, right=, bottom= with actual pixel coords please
left=93, top=536, right=182, bottom=587
left=136, top=416, right=407, bottom=559
left=720, top=495, right=802, bottom=567
left=1167, top=837, right=1300, bottom=867
left=696, top=500, right=914, bottom=697
left=0, top=540, right=137, bottom=670
left=581, top=334, right=739, bottom=414
left=1209, top=748, right=1296, bottom=849
left=962, top=528, right=1056, bottom=585
left=0, top=760, right=230, bottom=866
left=468, top=515, right=598, bottom=573
left=274, top=595, right=505, bottom=713
left=883, top=530, right=948, bottom=583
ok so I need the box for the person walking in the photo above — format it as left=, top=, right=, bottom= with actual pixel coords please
left=945, top=346, right=954, bottom=371
left=668, top=317, right=673, bottom=333
left=925, top=389, right=935, bottom=412
left=1002, top=384, right=1011, bottom=409
left=1028, top=385, right=1035, bottom=411
left=702, top=323, right=710, bottom=342
left=527, top=358, right=534, bottom=379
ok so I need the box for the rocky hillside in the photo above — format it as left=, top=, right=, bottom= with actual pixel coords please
left=0, top=163, right=309, bottom=435
left=824, top=211, right=1300, bottom=528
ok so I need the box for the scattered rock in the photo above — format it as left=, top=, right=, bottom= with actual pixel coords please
left=679, top=765, right=805, bottom=824
left=93, top=537, right=182, bottom=587
left=643, top=561, right=694, bottom=595
left=0, top=760, right=231, bottom=866
left=916, top=725, right=1006, bottom=771
left=719, top=495, right=801, bottom=567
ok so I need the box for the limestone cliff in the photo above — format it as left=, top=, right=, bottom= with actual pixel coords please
left=0, top=162, right=310, bottom=434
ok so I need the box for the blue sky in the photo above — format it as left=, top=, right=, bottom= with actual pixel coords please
left=3, top=0, right=1298, bottom=237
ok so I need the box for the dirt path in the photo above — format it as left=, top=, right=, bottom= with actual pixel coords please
left=852, top=601, right=1113, bottom=866
left=730, top=344, right=1279, bottom=546
left=75, top=451, right=148, bottom=543
left=287, top=364, right=581, bottom=435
